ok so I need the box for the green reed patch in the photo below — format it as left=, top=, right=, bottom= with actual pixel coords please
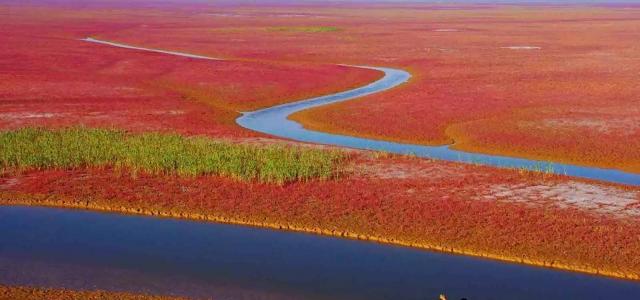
left=0, top=127, right=346, bottom=184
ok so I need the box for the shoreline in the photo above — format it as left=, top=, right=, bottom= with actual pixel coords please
left=3, top=197, right=638, bottom=282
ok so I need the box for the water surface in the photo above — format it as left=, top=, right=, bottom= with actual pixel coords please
left=237, top=67, right=640, bottom=186
left=1, top=206, right=639, bottom=300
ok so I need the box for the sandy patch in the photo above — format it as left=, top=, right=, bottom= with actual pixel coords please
left=149, top=110, right=185, bottom=116
left=539, top=117, right=640, bottom=135
left=0, top=112, right=67, bottom=120
left=480, top=181, right=640, bottom=217
left=207, top=13, right=326, bottom=18
left=356, top=160, right=467, bottom=180
left=501, top=46, right=541, bottom=50
left=207, top=13, right=243, bottom=17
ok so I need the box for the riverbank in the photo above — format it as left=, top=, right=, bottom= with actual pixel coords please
left=2, top=156, right=639, bottom=281
left=4, top=197, right=637, bottom=281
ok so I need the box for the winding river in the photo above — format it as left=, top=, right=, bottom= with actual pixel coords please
left=3, top=38, right=634, bottom=298
left=236, top=67, right=640, bottom=186
left=85, top=37, right=640, bottom=186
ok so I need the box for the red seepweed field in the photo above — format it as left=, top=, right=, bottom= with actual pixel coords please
left=3, top=153, right=640, bottom=279
left=13, top=1, right=636, bottom=172
left=2, top=0, right=640, bottom=284
left=1, top=4, right=381, bottom=136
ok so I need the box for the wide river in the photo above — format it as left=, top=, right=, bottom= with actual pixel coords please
left=4, top=38, right=634, bottom=298
left=2, top=206, right=640, bottom=300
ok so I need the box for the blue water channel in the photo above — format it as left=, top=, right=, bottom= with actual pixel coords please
left=237, top=66, right=640, bottom=186
left=83, top=37, right=640, bottom=186
left=2, top=206, right=639, bottom=300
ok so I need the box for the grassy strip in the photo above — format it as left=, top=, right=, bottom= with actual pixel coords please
left=0, top=127, right=345, bottom=184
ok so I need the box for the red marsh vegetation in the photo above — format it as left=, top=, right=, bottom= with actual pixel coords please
left=135, top=3, right=640, bottom=173
left=2, top=1, right=640, bottom=281
left=6, top=3, right=639, bottom=172
left=0, top=5, right=381, bottom=137
left=2, top=151, right=640, bottom=280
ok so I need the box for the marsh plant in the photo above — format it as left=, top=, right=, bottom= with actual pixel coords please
left=0, top=127, right=346, bottom=184
left=267, top=26, right=340, bottom=33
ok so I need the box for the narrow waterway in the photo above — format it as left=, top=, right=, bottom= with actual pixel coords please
left=236, top=67, right=640, bottom=186
left=19, top=38, right=634, bottom=299
left=2, top=206, right=639, bottom=300
left=82, top=37, right=640, bottom=186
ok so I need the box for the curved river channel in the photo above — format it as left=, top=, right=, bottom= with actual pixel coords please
left=83, top=37, right=640, bottom=186
left=236, top=67, right=640, bottom=186
left=4, top=38, right=635, bottom=298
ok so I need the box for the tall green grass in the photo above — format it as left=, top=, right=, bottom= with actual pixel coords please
left=0, top=127, right=346, bottom=184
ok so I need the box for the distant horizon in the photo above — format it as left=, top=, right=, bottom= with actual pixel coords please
left=5, top=0, right=640, bottom=4
left=5, top=0, right=640, bottom=10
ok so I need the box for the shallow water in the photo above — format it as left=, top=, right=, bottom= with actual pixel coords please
left=236, top=67, right=640, bottom=186
left=1, top=206, right=639, bottom=300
